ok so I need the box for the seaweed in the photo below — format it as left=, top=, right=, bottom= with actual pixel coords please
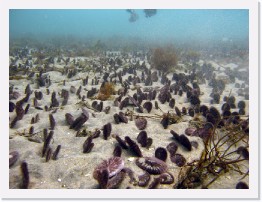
left=151, top=46, right=177, bottom=73
left=178, top=117, right=249, bottom=189
left=97, top=82, right=115, bottom=101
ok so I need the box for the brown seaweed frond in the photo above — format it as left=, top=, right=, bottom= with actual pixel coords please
left=151, top=46, right=177, bottom=73
left=96, top=82, right=115, bottom=101
left=177, top=118, right=249, bottom=189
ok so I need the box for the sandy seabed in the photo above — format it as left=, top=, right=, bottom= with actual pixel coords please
left=9, top=55, right=249, bottom=189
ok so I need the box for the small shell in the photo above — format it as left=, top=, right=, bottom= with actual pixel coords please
left=236, top=181, right=249, bottom=189
left=97, top=101, right=103, bottom=112
left=167, top=98, right=174, bottom=108
left=9, top=151, right=19, bottom=168
left=9, top=101, right=15, bottom=112
left=138, top=172, right=151, bottom=187
left=143, top=101, right=153, bottom=113
left=113, top=113, right=121, bottom=124
left=155, top=101, right=159, bottom=109
left=103, top=106, right=111, bottom=114
left=70, top=113, right=88, bottom=131
left=92, top=130, right=101, bottom=139
left=103, top=123, right=112, bottom=140
left=170, top=153, right=186, bottom=167
left=119, top=99, right=128, bottom=110
left=166, top=142, right=178, bottom=156
left=29, top=126, right=34, bottom=135
left=191, top=141, right=199, bottom=149
left=113, top=145, right=122, bottom=157
left=185, top=128, right=196, bottom=136
left=46, top=147, right=52, bottom=162
left=135, top=157, right=167, bottom=175
left=28, top=136, right=42, bottom=143
left=179, top=134, right=192, bottom=151
left=65, top=113, right=74, bottom=125
left=135, top=117, right=147, bottom=130
left=24, top=104, right=30, bottom=114
left=161, top=116, right=169, bottom=129
left=148, top=177, right=161, bottom=189
left=188, top=108, right=195, bottom=117
left=182, top=107, right=187, bottom=115
left=20, top=161, right=29, bottom=189
left=155, top=147, right=168, bottom=162
left=146, top=138, right=153, bottom=148
left=92, top=101, right=98, bottom=109
left=70, top=86, right=76, bottom=93
left=237, top=146, right=249, bottom=160
left=52, top=145, right=61, bottom=160
left=159, top=172, right=174, bottom=184
left=137, top=131, right=148, bottom=147
left=118, top=112, right=128, bottom=123
left=175, top=107, right=181, bottom=117
left=83, top=137, right=94, bottom=153
left=125, top=136, right=143, bottom=157
left=81, top=108, right=89, bottom=118
left=170, top=130, right=180, bottom=141
left=49, top=114, right=56, bottom=130
left=115, top=135, right=128, bottom=150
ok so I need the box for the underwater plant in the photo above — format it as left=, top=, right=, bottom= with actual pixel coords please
left=151, top=46, right=177, bottom=73
left=177, top=117, right=249, bottom=189
left=97, top=82, right=115, bottom=101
